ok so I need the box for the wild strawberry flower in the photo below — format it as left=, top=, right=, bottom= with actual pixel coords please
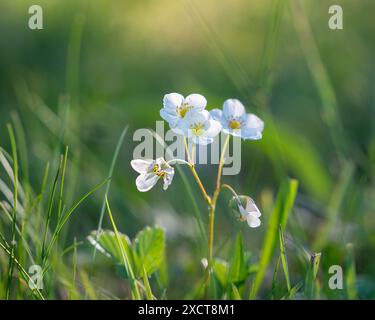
left=131, top=158, right=174, bottom=192
left=236, top=196, right=261, bottom=228
left=182, top=110, right=222, bottom=145
left=210, top=99, right=264, bottom=140
left=160, top=93, right=207, bottom=134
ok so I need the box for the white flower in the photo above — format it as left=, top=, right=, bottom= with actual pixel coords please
left=160, top=93, right=207, bottom=133
left=210, top=99, right=264, bottom=140
left=131, top=158, right=174, bottom=192
left=182, top=110, right=222, bottom=145
left=237, top=196, right=261, bottom=228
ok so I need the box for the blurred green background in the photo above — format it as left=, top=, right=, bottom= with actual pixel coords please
left=0, top=0, right=374, bottom=299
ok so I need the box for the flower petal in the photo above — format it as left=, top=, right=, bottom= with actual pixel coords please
left=210, top=109, right=223, bottom=122
left=185, top=110, right=207, bottom=125
left=163, top=93, right=184, bottom=110
left=136, top=173, right=159, bottom=192
left=240, top=129, right=263, bottom=140
left=205, top=119, right=222, bottom=138
left=171, top=118, right=190, bottom=135
left=223, top=99, right=246, bottom=119
left=131, top=159, right=153, bottom=174
left=163, top=170, right=175, bottom=190
left=245, top=198, right=261, bottom=217
left=160, top=108, right=179, bottom=127
left=185, top=94, right=207, bottom=111
left=246, top=214, right=261, bottom=228
left=242, top=113, right=264, bottom=131
left=240, top=114, right=264, bottom=140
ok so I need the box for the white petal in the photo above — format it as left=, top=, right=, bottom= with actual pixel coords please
left=241, top=129, right=263, bottom=140
left=163, top=170, right=175, bottom=190
left=246, top=214, right=261, bottom=228
left=200, top=109, right=211, bottom=121
left=163, top=93, right=184, bottom=110
left=210, top=109, right=223, bottom=122
left=240, top=114, right=264, bottom=139
left=171, top=118, right=189, bottom=136
left=205, top=119, right=222, bottom=138
left=223, top=99, right=246, bottom=119
left=131, top=159, right=153, bottom=174
left=239, top=205, right=248, bottom=218
left=185, top=110, right=207, bottom=126
left=245, top=199, right=261, bottom=217
left=160, top=108, right=179, bottom=127
left=185, top=94, right=207, bottom=111
left=242, top=113, right=264, bottom=131
left=136, top=173, right=159, bottom=192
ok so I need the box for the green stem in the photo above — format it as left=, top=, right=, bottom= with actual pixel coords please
left=184, top=138, right=211, bottom=205
left=205, top=135, right=230, bottom=285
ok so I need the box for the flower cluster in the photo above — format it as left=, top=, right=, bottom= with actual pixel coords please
left=131, top=92, right=264, bottom=229
left=160, top=93, right=264, bottom=144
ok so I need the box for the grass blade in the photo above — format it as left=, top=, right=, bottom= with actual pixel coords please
left=250, top=178, right=298, bottom=299
left=44, top=177, right=109, bottom=264
left=304, top=252, right=321, bottom=299
left=57, top=146, right=69, bottom=221
left=105, top=196, right=141, bottom=300
left=0, top=238, right=44, bottom=300
left=93, top=126, right=128, bottom=260
left=278, top=225, right=291, bottom=293
left=41, top=156, right=62, bottom=262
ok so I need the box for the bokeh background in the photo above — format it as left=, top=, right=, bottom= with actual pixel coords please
left=0, top=0, right=374, bottom=299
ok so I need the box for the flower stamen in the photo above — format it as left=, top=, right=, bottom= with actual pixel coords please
left=229, top=120, right=242, bottom=130
left=190, top=122, right=205, bottom=136
left=176, top=102, right=192, bottom=118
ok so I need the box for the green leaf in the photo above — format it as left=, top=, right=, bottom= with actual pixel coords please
left=231, top=283, right=242, bottom=300
left=88, top=230, right=133, bottom=268
left=132, top=226, right=165, bottom=277
left=250, top=178, right=298, bottom=299
left=88, top=225, right=166, bottom=279
left=212, top=259, right=229, bottom=288
left=142, top=267, right=155, bottom=300
left=228, top=232, right=248, bottom=286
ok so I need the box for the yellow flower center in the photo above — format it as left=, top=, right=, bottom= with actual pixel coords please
left=229, top=120, right=241, bottom=129
left=176, top=102, right=191, bottom=118
left=156, top=171, right=166, bottom=178
left=190, top=122, right=205, bottom=136
left=152, top=164, right=166, bottom=177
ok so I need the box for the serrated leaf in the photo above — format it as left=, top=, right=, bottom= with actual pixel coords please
left=88, top=230, right=133, bottom=266
left=132, top=226, right=165, bottom=277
